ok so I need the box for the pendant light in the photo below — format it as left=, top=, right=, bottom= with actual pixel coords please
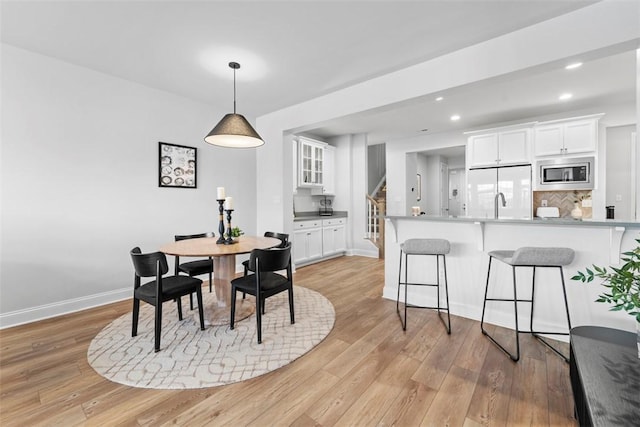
left=204, top=62, right=264, bottom=148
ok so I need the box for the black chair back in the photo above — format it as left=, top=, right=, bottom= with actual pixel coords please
left=264, top=231, right=289, bottom=248
left=248, top=243, right=291, bottom=273
left=130, top=247, right=169, bottom=278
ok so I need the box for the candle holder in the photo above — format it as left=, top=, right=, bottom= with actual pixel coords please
left=224, top=209, right=236, bottom=245
left=216, top=199, right=226, bottom=244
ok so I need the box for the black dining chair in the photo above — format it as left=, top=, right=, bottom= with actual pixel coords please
left=130, top=247, right=205, bottom=352
left=230, top=243, right=294, bottom=344
left=174, top=232, right=215, bottom=309
left=242, top=231, right=289, bottom=279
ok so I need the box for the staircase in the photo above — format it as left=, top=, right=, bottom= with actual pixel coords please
left=366, top=182, right=386, bottom=259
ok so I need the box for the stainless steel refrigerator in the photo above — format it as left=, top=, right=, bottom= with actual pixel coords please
left=466, top=165, right=532, bottom=219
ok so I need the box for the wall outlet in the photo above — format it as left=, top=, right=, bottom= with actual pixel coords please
left=582, top=199, right=592, bottom=208
left=541, top=199, right=548, bottom=207
left=615, top=194, right=623, bottom=202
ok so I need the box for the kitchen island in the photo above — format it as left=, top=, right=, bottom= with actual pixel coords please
left=384, top=215, right=640, bottom=338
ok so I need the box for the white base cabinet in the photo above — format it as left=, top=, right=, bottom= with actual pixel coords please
left=293, top=217, right=347, bottom=265
left=321, top=218, right=346, bottom=256
left=293, top=219, right=322, bottom=265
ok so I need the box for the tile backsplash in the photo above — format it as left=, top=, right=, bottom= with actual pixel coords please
left=533, top=190, right=592, bottom=219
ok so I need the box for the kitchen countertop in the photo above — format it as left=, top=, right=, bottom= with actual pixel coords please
left=293, top=211, right=348, bottom=221
left=385, top=215, right=640, bottom=228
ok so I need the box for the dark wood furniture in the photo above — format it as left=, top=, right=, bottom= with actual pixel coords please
left=570, top=326, right=640, bottom=426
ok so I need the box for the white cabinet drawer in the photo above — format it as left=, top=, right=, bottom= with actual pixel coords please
left=322, top=218, right=345, bottom=227
left=294, top=220, right=322, bottom=230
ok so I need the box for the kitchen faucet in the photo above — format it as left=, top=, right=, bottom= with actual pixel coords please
left=494, top=192, right=506, bottom=218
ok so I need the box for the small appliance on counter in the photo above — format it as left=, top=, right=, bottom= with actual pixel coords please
left=536, top=207, right=560, bottom=218
left=319, top=196, right=333, bottom=216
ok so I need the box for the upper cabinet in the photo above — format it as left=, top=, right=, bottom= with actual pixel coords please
left=534, top=115, right=602, bottom=157
left=298, top=137, right=325, bottom=187
left=312, top=145, right=335, bottom=195
left=468, top=127, right=531, bottom=168
left=296, top=137, right=336, bottom=195
left=292, top=138, right=298, bottom=194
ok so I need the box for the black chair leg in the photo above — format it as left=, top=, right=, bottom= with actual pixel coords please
left=177, top=297, right=183, bottom=321
left=256, top=295, right=262, bottom=344
left=396, top=248, right=402, bottom=324
left=190, top=292, right=194, bottom=311
left=511, top=266, right=521, bottom=362
left=154, top=303, right=162, bottom=352
left=481, top=257, right=520, bottom=362
left=209, top=258, right=213, bottom=293
left=532, top=266, right=571, bottom=363
left=396, top=249, right=408, bottom=330
left=441, top=255, right=452, bottom=334
left=288, top=286, right=295, bottom=324
left=230, top=287, right=237, bottom=330
left=480, top=256, right=492, bottom=334
left=132, top=299, right=140, bottom=337
left=196, top=286, right=205, bottom=330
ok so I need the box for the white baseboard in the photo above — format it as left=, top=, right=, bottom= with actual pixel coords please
left=0, top=287, right=131, bottom=329
left=348, top=248, right=379, bottom=258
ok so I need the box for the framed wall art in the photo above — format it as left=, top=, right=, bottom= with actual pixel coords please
left=158, top=142, right=197, bottom=188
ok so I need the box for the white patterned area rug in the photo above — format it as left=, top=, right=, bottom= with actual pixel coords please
left=87, top=286, right=334, bottom=389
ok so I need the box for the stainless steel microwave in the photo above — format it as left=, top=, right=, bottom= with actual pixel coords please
left=537, top=156, right=594, bottom=190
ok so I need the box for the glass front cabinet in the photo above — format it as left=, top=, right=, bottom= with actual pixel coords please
left=298, top=137, right=325, bottom=187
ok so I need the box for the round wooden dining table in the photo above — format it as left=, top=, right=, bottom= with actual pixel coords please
left=160, top=235, right=280, bottom=326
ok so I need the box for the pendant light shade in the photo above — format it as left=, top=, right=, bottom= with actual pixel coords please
left=204, top=62, right=264, bottom=148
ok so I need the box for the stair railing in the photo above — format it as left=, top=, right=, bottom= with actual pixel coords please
left=366, top=194, right=385, bottom=258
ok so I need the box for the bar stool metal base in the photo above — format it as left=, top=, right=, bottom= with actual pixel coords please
left=480, top=253, right=573, bottom=363
left=396, top=250, right=451, bottom=334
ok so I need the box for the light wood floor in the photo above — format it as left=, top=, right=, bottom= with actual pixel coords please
left=0, top=256, right=576, bottom=426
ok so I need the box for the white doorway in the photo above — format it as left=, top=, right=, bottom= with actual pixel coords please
left=448, top=168, right=466, bottom=217
left=440, top=162, right=449, bottom=216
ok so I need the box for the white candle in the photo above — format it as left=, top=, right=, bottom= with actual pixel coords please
left=217, top=187, right=225, bottom=200
left=225, top=196, right=233, bottom=210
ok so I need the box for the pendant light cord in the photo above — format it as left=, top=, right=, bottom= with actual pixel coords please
left=233, top=65, right=236, bottom=114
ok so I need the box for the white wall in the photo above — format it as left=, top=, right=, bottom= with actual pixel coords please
left=332, top=133, right=377, bottom=257
left=405, top=153, right=418, bottom=216
left=0, top=45, right=257, bottom=327
left=606, top=125, right=636, bottom=220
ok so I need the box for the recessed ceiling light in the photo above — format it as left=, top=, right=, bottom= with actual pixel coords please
left=559, top=93, right=573, bottom=101
left=435, top=96, right=444, bottom=101
left=450, top=115, right=461, bottom=121
left=565, top=62, right=583, bottom=70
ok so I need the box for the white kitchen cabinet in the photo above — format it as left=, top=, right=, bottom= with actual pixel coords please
left=534, top=116, right=599, bottom=157
left=298, top=137, right=325, bottom=187
left=321, top=217, right=346, bottom=255
left=293, top=219, right=322, bottom=264
left=310, top=145, right=335, bottom=195
left=468, top=127, right=530, bottom=168
left=292, top=139, right=298, bottom=194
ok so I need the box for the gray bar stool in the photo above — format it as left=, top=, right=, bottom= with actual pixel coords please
left=396, top=238, right=451, bottom=333
left=480, top=247, right=575, bottom=362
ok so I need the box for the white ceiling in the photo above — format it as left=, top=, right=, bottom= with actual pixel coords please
left=1, top=1, right=635, bottom=145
